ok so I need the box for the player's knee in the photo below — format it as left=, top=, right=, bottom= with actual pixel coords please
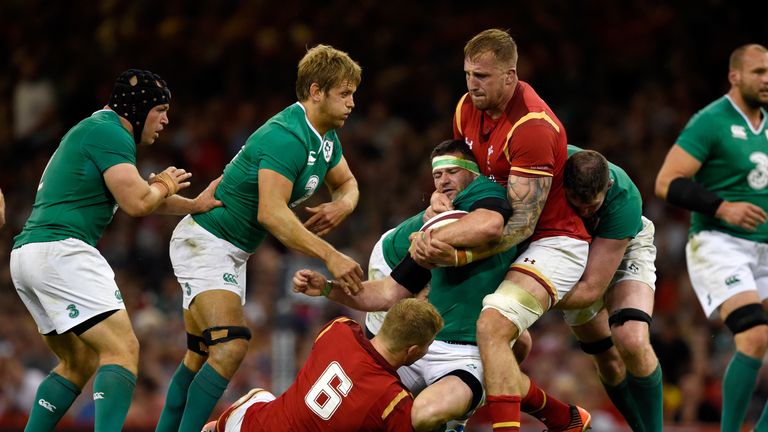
left=411, top=397, right=449, bottom=429
left=476, top=309, right=516, bottom=346
left=104, top=332, right=140, bottom=367
left=479, top=283, right=544, bottom=345
left=726, top=304, right=768, bottom=357
left=204, top=326, right=252, bottom=375
left=57, top=354, right=99, bottom=387
left=612, top=323, right=650, bottom=358
left=592, top=347, right=625, bottom=385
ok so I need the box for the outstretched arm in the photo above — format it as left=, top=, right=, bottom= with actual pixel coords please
left=259, top=169, right=364, bottom=294
left=292, top=269, right=413, bottom=311
left=154, top=175, right=223, bottom=215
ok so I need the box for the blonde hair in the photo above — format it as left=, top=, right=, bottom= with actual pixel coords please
left=378, top=298, right=443, bottom=352
left=295, top=44, right=362, bottom=101
left=464, top=29, right=518, bottom=69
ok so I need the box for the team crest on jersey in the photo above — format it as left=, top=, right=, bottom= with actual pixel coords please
left=323, top=139, right=333, bottom=162
left=731, top=125, right=747, bottom=140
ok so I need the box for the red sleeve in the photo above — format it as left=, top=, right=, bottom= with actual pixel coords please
left=372, top=386, right=415, bottom=432
left=505, top=121, right=558, bottom=178
left=453, top=93, right=469, bottom=139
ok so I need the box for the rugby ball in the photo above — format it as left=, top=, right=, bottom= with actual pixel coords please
left=420, top=210, right=468, bottom=231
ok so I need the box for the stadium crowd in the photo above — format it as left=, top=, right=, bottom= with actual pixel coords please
left=0, top=0, right=767, bottom=430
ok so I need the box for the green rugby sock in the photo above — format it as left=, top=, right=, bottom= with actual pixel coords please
left=24, top=372, right=80, bottom=432
left=603, top=377, right=645, bottom=432
left=178, top=363, right=229, bottom=432
left=722, top=351, right=761, bottom=432
left=93, top=364, right=136, bottom=432
left=628, top=365, right=663, bottom=432
left=156, top=362, right=197, bottom=432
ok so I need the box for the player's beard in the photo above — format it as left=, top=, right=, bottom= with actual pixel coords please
left=740, top=84, right=768, bottom=109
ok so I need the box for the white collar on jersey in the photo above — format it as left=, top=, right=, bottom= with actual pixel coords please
left=295, top=102, right=325, bottom=146
left=725, top=95, right=767, bottom=135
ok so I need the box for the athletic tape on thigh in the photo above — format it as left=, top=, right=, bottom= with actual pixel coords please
left=187, top=333, right=209, bottom=356
left=578, top=336, right=614, bottom=355
left=608, top=308, right=652, bottom=328
left=438, top=369, right=484, bottom=412
left=482, top=280, right=544, bottom=334
left=203, top=326, right=252, bottom=346
left=725, top=303, right=768, bottom=335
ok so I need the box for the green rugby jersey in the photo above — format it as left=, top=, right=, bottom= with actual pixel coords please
left=14, top=110, right=136, bottom=248
left=676, top=96, right=768, bottom=241
left=381, top=176, right=516, bottom=343
left=194, top=103, right=343, bottom=252
left=567, top=145, right=643, bottom=239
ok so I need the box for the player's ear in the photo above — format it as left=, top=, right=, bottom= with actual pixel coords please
left=309, top=83, right=323, bottom=102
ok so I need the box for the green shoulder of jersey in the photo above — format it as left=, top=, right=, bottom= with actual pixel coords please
left=194, top=103, right=344, bottom=252
left=15, top=110, right=135, bottom=248
left=567, top=144, right=643, bottom=239
left=676, top=96, right=768, bottom=241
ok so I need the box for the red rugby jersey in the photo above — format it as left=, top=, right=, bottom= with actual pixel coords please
left=241, top=318, right=415, bottom=431
left=453, top=81, right=589, bottom=242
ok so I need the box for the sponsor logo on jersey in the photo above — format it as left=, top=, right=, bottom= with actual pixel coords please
left=731, top=125, right=747, bottom=140
left=323, top=140, right=333, bottom=162
left=38, top=399, right=56, bottom=412
left=464, top=138, right=474, bottom=149
left=223, top=273, right=238, bottom=285
left=748, top=152, right=768, bottom=189
left=308, top=150, right=317, bottom=166
left=290, top=175, right=320, bottom=208
left=93, top=392, right=105, bottom=400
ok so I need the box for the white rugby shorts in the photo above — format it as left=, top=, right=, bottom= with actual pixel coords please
left=170, top=215, right=252, bottom=309
left=686, top=230, right=768, bottom=319
left=10, top=238, right=125, bottom=334
left=483, top=236, right=588, bottom=329
left=398, top=340, right=484, bottom=404
left=564, top=216, right=658, bottom=326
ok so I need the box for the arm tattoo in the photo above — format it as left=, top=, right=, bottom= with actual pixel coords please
left=469, top=175, right=552, bottom=260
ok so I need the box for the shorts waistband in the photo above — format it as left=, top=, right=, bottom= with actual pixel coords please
left=440, top=340, right=477, bottom=346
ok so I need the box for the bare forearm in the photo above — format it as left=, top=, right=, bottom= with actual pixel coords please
left=470, top=175, right=550, bottom=260
left=261, top=207, right=336, bottom=260
left=326, top=279, right=401, bottom=311
left=154, top=195, right=202, bottom=215
left=331, top=176, right=359, bottom=213
left=432, top=210, right=503, bottom=248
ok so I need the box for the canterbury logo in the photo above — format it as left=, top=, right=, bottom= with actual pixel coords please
left=38, top=399, right=56, bottom=412
left=725, top=275, right=741, bottom=287
left=223, top=273, right=238, bottom=285
left=93, top=392, right=105, bottom=400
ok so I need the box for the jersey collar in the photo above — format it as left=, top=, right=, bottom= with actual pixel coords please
left=725, top=95, right=767, bottom=134
left=295, top=102, right=325, bottom=146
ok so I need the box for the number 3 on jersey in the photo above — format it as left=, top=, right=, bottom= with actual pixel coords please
left=304, top=361, right=352, bottom=420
